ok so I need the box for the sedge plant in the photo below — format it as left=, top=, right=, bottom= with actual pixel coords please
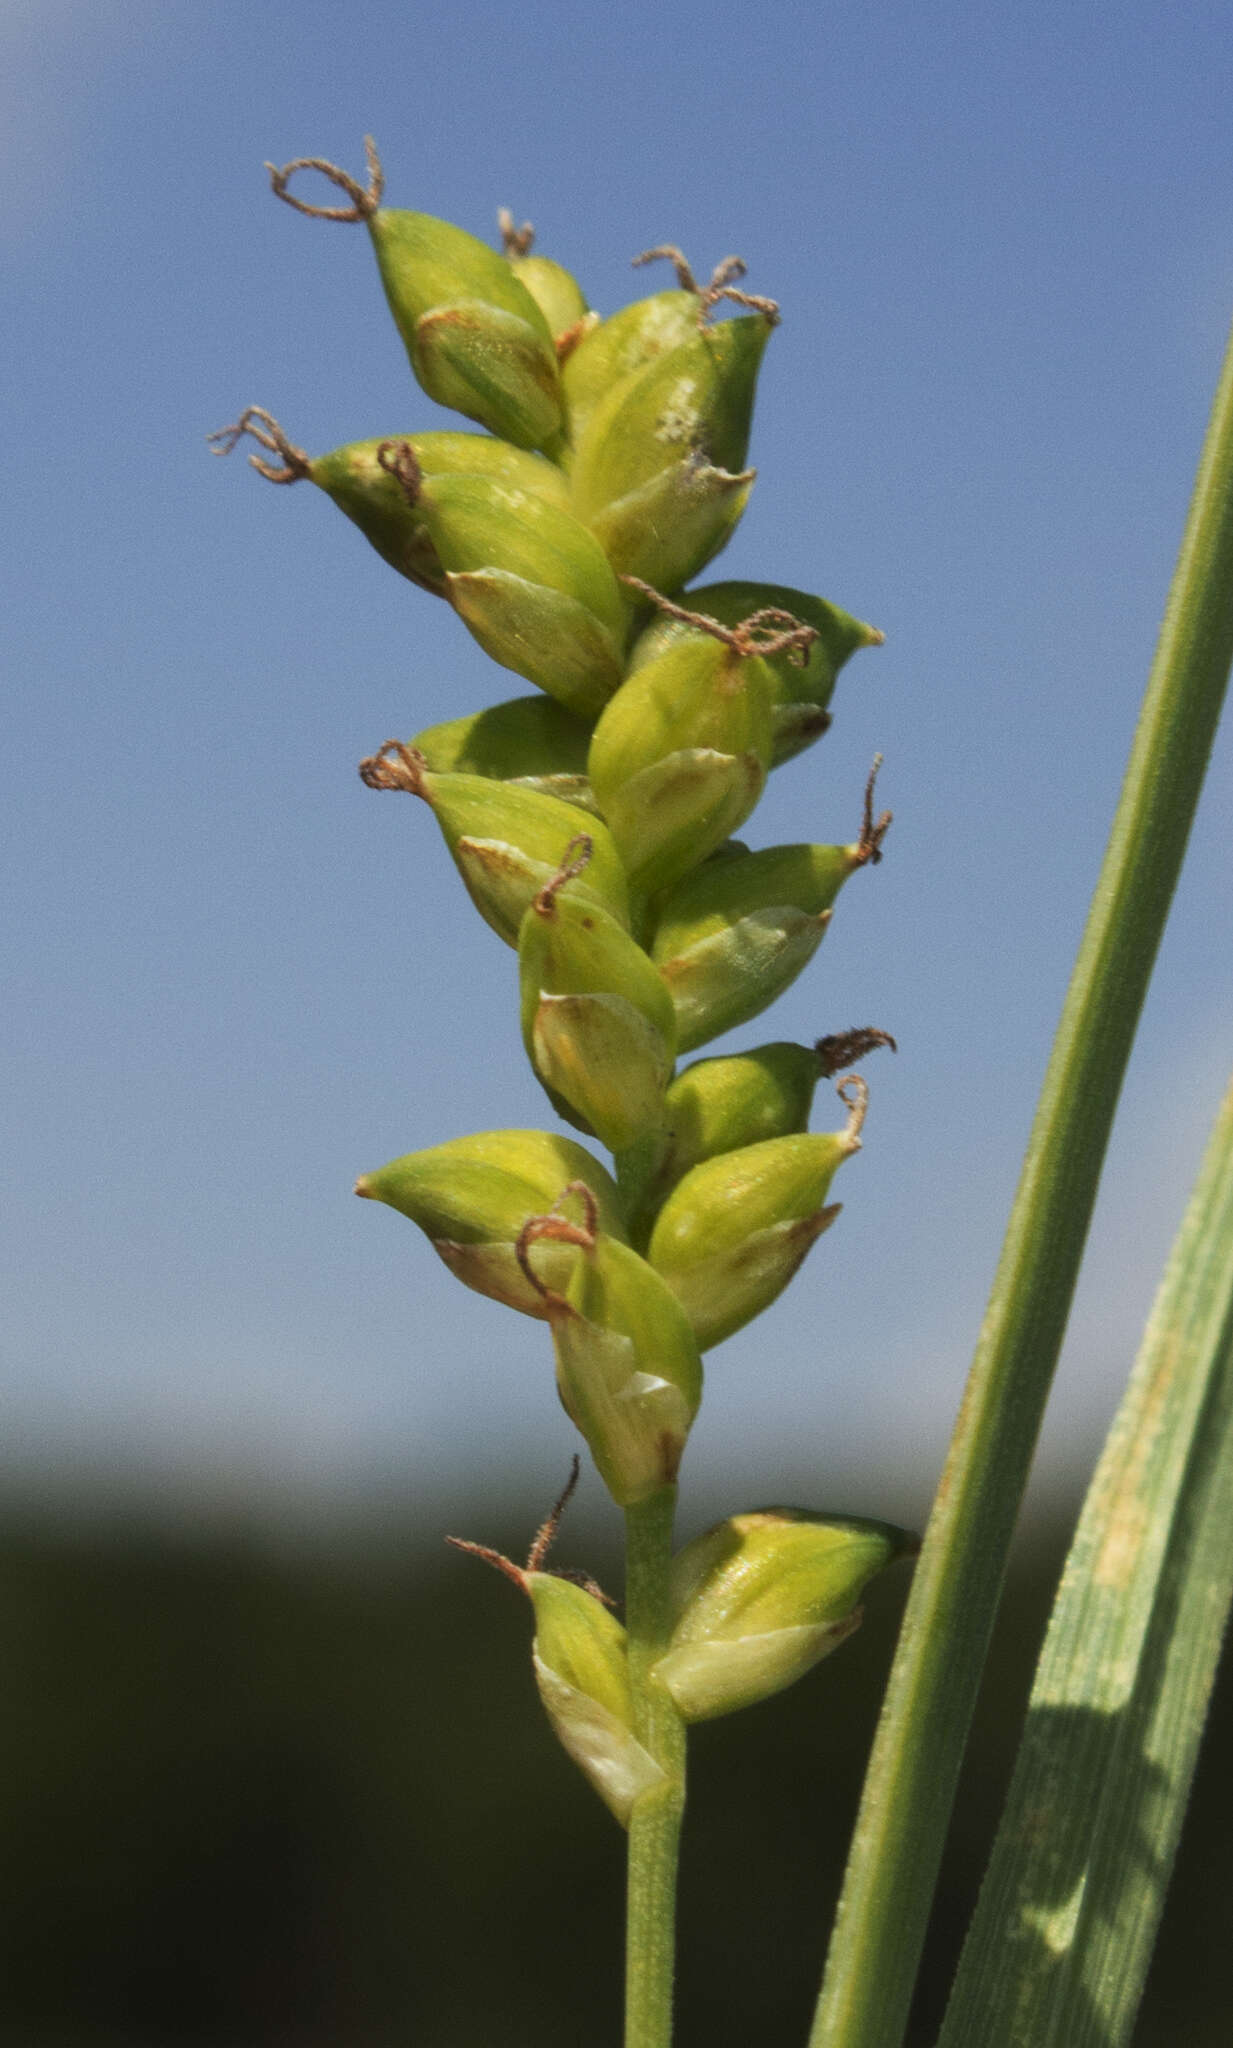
left=213, top=139, right=1233, bottom=2047
left=213, top=137, right=911, bottom=2046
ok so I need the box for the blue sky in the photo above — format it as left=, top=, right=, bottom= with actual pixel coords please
left=3, top=0, right=1232, bottom=1537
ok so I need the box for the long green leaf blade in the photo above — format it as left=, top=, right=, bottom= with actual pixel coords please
left=938, top=1073, right=1233, bottom=2046
left=807, top=317, right=1233, bottom=2048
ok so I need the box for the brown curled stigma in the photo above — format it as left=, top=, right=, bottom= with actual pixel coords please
left=443, top=1535, right=528, bottom=1590
left=526, top=1455, right=581, bottom=1571
left=532, top=834, right=593, bottom=916
left=855, top=755, right=892, bottom=865
left=620, top=578, right=818, bottom=666
left=206, top=407, right=310, bottom=485
left=447, top=1457, right=615, bottom=1607
left=836, top=1073, right=870, bottom=1144
left=358, top=739, right=428, bottom=795
left=632, top=245, right=781, bottom=328
left=265, top=135, right=384, bottom=221
left=497, top=207, right=535, bottom=257
left=376, top=438, right=423, bottom=506
left=514, top=1181, right=601, bottom=1303
left=527, top=1457, right=614, bottom=1604
left=555, top=310, right=599, bottom=363
left=815, top=1028, right=898, bottom=1077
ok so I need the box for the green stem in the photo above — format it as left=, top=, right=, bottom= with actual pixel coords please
left=938, top=1073, right=1233, bottom=2046
left=624, top=1485, right=687, bottom=2048
left=808, top=314, right=1233, bottom=2048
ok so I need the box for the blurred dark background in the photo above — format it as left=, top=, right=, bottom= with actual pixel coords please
left=3, top=1486, right=1229, bottom=2048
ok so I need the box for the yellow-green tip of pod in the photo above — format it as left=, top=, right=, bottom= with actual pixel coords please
left=354, top=1128, right=628, bottom=1319
left=358, top=740, right=629, bottom=947
left=497, top=211, right=591, bottom=347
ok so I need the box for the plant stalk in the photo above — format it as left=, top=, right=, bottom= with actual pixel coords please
left=624, top=1485, right=687, bottom=2048
left=808, top=312, right=1233, bottom=2048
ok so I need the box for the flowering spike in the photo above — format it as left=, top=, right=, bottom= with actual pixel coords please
left=224, top=171, right=900, bottom=1875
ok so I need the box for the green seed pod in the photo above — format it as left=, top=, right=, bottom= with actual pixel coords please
left=355, top=1128, right=628, bottom=1319
left=514, top=257, right=590, bottom=341
left=498, top=210, right=591, bottom=345
left=606, top=747, right=768, bottom=908
left=561, top=244, right=780, bottom=456
left=448, top=1473, right=662, bottom=1824
left=411, top=300, right=564, bottom=454
left=560, top=290, right=700, bottom=450
left=646, top=1080, right=868, bottom=1349
left=569, top=313, right=771, bottom=585
left=665, top=1042, right=825, bottom=1163
left=585, top=456, right=755, bottom=595
left=650, top=770, right=892, bottom=1052
left=587, top=616, right=784, bottom=896
left=529, top=1573, right=663, bottom=1824
left=623, top=1041, right=829, bottom=1244
left=206, top=415, right=573, bottom=598
left=358, top=741, right=629, bottom=946
left=411, top=694, right=596, bottom=811
left=652, top=847, right=854, bottom=1054
left=519, top=843, right=676, bottom=1152
left=378, top=440, right=627, bottom=718
left=628, top=579, right=885, bottom=765
left=649, top=1031, right=896, bottom=1207
left=518, top=1190, right=703, bottom=1506
left=571, top=313, right=771, bottom=514
left=654, top=1507, right=916, bottom=1721
left=309, top=431, right=570, bottom=595
left=265, top=142, right=565, bottom=451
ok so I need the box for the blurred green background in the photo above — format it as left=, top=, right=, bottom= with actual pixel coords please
left=3, top=1490, right=1229, bottom=2046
